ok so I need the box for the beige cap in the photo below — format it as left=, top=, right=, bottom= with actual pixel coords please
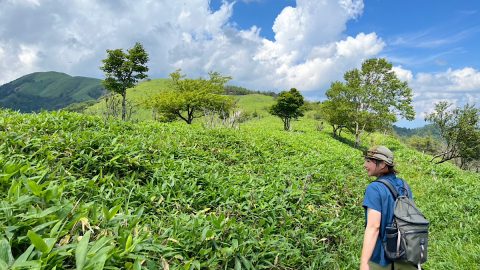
left=364, top=145, right=394, bottom=166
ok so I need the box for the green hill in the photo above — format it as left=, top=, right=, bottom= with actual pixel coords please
left=234, top=94, right=275, bottom=115
left=0, top=71, right=105, bottom=112
left=393, top=124, right=441, bottom=139
left=85, top=79, right=172, bottom=120
left=0, top=108, right=478, bottom=269
left=85, top=79, right=276, bottom=120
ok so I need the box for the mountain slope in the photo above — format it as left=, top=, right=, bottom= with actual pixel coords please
left=0, top=109, right=479, bottom=269
left=393, top=124, right=441, bottom=138
left=0, top=71, right=105, bottom=112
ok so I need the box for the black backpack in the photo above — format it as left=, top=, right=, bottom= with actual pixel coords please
left=376, top=179, right=429, bottom=269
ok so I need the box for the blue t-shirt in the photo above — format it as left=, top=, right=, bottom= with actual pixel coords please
left=362, top=173, right=413, bottom=266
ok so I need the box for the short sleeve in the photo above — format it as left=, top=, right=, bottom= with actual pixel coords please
left=363, top=183, right=382, bottom=212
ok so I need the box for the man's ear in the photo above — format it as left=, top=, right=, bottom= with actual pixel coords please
left=379, top=161, right=387, bottom=170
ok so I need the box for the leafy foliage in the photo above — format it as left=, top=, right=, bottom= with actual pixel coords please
left=86, top=79, right=171, bottom=121
left=62, top=100, right=100, bottom=113
left=319, top=83, right=352, bottom=137
left=322, top=58, right=414, bottom=146
left=84, top=80, right=276, bottom=122
left=224, top=85, right=278, bottom=97
left=393, top=124, right=441, bottom=139
left=0, top=72, right=105, bottom=112
left=269, top=88, right=305, bottom=131
left=426, top=101, right=480, bottom=168
left=406, top=135, right=442, bottom=155
left=100, top=42, right=149, bottom=121
left=150, top=70, right=234, bottom=124
left=1, top=109, right=479, bottom=269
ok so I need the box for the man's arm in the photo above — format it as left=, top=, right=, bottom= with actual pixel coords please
left=360, top=208, right=381, bottom=270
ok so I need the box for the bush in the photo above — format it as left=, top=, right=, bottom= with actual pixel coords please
left=407, top=135, right=442, bottom=155
left=1, top=109, right=479, bottom=269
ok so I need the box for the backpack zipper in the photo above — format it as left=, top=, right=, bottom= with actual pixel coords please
left=403, top=230, right=428, bottom=234
left=395, top=216, right=429, bottom=225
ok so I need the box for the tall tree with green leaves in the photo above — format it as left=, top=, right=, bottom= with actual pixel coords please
left=100, top=42, right=149, bottom=121
left=320, top=82, right=353, bottom=137
left=426, top=101, right=480, bottom=168
left=269, top=88, right=305, bottom=131
left=323, top=58, right=414, bottom=146
left=150, top=70, right=234, bottom=124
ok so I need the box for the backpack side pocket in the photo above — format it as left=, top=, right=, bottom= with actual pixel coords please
left=383, top=226, right=405, bottom=260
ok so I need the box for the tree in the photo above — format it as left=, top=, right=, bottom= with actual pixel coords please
left=425, top=101, right=480, bottom=168
left=269, top=88, right=305, bottom=131
left=320, top=82, right=353, bottom=137
left=323, top=58, right=414, bottom=146
left=406, top=135, right=441, bottom=155
left=150, top=70, right=234, bottom=124
left=100, top=42, right=149, bottom=121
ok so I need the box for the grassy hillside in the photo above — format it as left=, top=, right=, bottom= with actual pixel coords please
left=0, top=109, right=478, bottom=269
left=85, top=79, right=276, bottom=121
left=85, top=79, right=175, bottom=121
left=234, top=94, right=275, bottom=116
left=0, top=72, right=105, bottom=112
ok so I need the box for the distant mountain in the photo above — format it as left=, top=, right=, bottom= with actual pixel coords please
left=393, top=124, right=441, bottom=139
left=0, top=71, right=105, bottom=112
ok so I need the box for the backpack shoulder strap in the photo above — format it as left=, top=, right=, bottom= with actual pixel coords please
left=403, top=181, right=411, bottom=199
left=375, top=179, right=399, bottom=199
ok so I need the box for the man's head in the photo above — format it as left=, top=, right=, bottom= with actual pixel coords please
left=363, top=146, right=395, bottom=177
left=364, top=146, right=394, bottom=166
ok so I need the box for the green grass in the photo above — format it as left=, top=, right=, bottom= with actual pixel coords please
left=122, top=79, right=173, bottom=101
left=0, top=109, right=479, bottom=269
left=233, top=94, right=275, bottom=115
left=84, top=79, right=172, bottom=121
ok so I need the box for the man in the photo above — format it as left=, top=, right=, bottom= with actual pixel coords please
left=360, top=146, right=416, bottom=270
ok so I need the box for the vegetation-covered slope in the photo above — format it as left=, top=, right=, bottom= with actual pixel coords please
left=0, top=110, right=478, bottom=269
left=393, top=124, right=441, bottom=139
left=234, top=94, right=275, bottom=116
left=84, top=79, right=276, bottom=121
left=0, top=72, right=105, bottom=112
left=85, top=79, right=171, bottom=120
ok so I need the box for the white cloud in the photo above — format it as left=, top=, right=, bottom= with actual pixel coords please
left=0, top=0, right=382, bottom=94
left=2, top=0, right=476, bottom=127
left=415, top=67, right=480, bottom=92
left=252, top=32, right=384, bottom=91
left=18, top=44, right=39, bottom=67
left=271, top=0, right=363, bottom=56
left=394, top=67, right=480, bottom=120
left=0, top=41, right=40, bottom=85
left=336, top=32, right=384, bottom=58
left=443, top=67, right=480, bottom=91
left=392, top=66, right=413, bottom=82
left=6, top=0, right=40, bottom=7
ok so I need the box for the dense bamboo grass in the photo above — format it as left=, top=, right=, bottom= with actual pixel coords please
left=0, top=109, right=478, bottom=269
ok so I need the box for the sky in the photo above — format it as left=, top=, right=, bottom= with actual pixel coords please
left=1, top=0, right=479, bottom=128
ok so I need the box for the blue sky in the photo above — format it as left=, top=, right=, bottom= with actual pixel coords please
left=208, top=0, right=480, bottom=127
left=216, top=0, right=480, bottom=73
left=0, top=0, right=479, bottom=128
left=211, top=0, right=296, bottom=40
left=348, top=0, right=480, bottom=71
